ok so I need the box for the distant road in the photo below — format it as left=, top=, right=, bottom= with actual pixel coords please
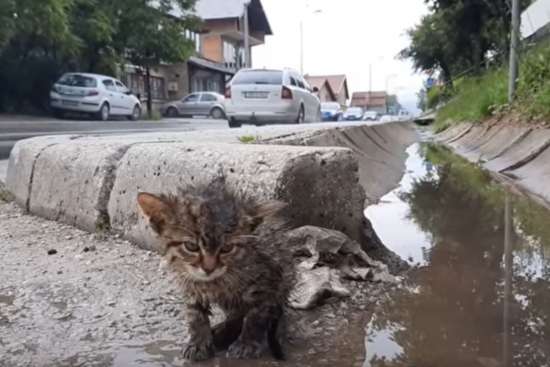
left=0, top=116, right=228, bottom=159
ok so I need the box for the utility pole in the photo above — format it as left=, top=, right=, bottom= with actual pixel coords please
left=369, top=64, right=372, bottom=92
left=508, top=0, right=521, bottom=103
left=243, top=1, right=250, bottom=68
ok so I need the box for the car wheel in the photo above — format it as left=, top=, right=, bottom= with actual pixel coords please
left=128, top=105, right=141, bottom=121
left=96, top=103, right=110, bottom=121
left=166, top=107, right=178, bottom=118
left=228, top=118, right=242, bottom=128
left=296, top=105, right=305, bottom=124
left=210, top=107, right=225, bottom=120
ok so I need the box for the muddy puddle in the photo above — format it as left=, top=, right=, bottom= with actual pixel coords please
left=365, top=143, right=550, bottom=366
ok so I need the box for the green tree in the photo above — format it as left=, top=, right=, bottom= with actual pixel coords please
left=0, top=0, right=16, bottom=50
left=0, top=0, right=199, bottom=114
left=113, top=0, right=198, bottom=117
left=402, top=0, right=533, bottom=88
left=400, top=12, right=457, bottom=85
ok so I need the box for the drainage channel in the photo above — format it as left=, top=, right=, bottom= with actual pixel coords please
left=364, top=142, right=550, bottom=366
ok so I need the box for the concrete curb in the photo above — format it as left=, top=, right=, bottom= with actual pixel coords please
left=436, top=123, right=550, bottom=208
left=7, top=122, right=417, bottom=253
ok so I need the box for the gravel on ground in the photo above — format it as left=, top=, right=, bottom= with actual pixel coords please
left=0, top=200, right=394, bottom=367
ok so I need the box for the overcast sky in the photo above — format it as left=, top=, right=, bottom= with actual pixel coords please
left=252, top=0, right=430, bottom=114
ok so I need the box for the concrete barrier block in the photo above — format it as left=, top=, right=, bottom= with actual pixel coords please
left=6, top=135, right=75, bottom=208
left=264, top=122, right=417, bottom=203
left=107, top=143, right=365, bottom=250
left=29, top=141, right=133, bottom=232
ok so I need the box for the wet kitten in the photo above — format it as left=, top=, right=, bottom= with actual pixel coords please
left=137, top=185, right=289, bottom=361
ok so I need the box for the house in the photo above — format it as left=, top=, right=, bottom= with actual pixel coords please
left=305, top=74, right=349, bottom=106
left=351, top=91, right=387, bottom=114
left=304, top=76, right=336, bottom=103
left=122, top=0, right=273, bottom=108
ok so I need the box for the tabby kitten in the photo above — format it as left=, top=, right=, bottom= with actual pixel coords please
left=137, top=185, right=289, bottom=361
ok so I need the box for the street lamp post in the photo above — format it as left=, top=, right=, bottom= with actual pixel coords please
left=508, top=0, right=521, bottom=102
left=243, top=1, right=251, bottom=68
left=300, top=4, right=322, bottom=74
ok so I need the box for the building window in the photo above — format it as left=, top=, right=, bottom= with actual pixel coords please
left=184, top=29, right=201, bottom=54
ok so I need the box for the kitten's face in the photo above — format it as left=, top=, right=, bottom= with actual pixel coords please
left=137, top=190, right=284, bottom=282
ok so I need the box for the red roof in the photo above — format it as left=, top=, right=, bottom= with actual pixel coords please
left=305, top=74, right=349, bottom=100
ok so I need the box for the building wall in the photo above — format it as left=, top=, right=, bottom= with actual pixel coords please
left=202, top=34, right=224, bottom=63
left=122, top=63, right=190, bottom=113
left=335, top=91, right=347, bottom=107
left=203, top=19, right=239, bottom=34
left=522, top=0, right=550, bottom=39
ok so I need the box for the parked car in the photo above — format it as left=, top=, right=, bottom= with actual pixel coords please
left=342, top=107, right=364, bottom=121
left=224, top=68, right=321, bottom=128
left=161, top=92, right=226, bottom=119
left=397, top=110, right=411, bottom=121
left=321, top=102, right=343, bottom=121
left=362, top=110, right=378, bottom=121
left=379, top=114, right=397, bottom=123
left=50, top=73, right=141, bottom=121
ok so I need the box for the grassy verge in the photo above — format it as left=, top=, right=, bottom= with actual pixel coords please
left=434, top=41, right=550, bottom=132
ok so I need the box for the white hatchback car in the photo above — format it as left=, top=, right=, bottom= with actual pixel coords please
left=50, top=73, right=141, bottom=121
left=224, top=68, right=321, bottom=128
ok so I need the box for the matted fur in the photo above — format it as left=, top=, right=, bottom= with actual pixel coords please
left=137, top=181, right=290, bottom=361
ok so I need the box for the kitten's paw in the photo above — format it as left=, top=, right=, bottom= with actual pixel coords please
left=182, top=341, right=214, bottom=361
left=226, top=340, right=263, bottom=359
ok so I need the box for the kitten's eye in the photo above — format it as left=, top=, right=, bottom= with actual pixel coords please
left=183, top=241, right=200, bottom=253
left=219, top=243, right=234, bottom=254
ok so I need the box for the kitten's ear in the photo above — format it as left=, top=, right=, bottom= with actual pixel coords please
left=137, top=193, right=174, bottom=235
left=252, top=200, right=287, bottom=220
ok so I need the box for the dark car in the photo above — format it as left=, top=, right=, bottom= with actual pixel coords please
left=343, top=107, right=364, bottom=121
left=321, top=102, right=343, bottom=121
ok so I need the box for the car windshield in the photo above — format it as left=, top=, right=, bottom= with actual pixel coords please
left=322, top=103, right=340, bottom=111
left=232, top=70, right=283, bottom=85
left=57, top=74, right=97, bottom=88
left=346, top=108, right=363, bottom=114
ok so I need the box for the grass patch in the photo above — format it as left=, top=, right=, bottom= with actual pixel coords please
left=434, top=68, right=508, bottom=131
left=143, top=110, right=162, bottom=121
left=434, top=41, right=550, bottom=131
left=238, top=135, right=260, bottom=144
left=0, top=182, right=14, bottom=203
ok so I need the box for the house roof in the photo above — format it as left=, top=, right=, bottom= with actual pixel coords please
left=305, top=74, right=349, bottom=99
left=194, top=0, right=273, bottom=35
left=305, top=76, right=336, bottom=101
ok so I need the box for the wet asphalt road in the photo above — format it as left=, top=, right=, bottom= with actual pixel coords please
left=0, top=116, right=228, bottom=160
